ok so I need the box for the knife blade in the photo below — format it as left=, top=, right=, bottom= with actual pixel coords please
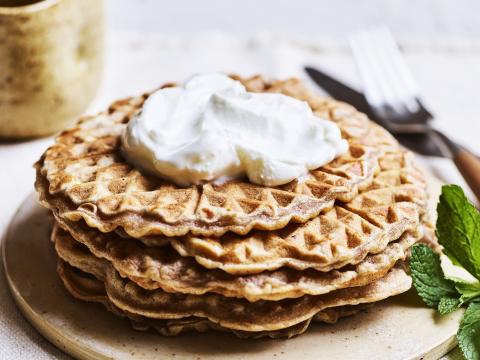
left=304, top=66, right=445, bottom=157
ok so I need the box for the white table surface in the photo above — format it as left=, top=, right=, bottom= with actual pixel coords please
left=1, top=1, right=479, bottom=358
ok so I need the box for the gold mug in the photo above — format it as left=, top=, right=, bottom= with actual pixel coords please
left=0, top=0, right=104, bottom=139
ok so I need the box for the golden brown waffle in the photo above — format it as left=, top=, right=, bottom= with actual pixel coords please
left=53, top=229, right=411, bottom=332
left=57, top=260, right=366, bottom=339
left=50, top=145, right=427, bottom=280
left=167, top=149, right=427, bottom=275
left=53, top=219, right=422, bottom=301
left=34, top=76, right=402, bottom=238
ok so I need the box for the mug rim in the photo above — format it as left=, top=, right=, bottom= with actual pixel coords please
left=0, top=0, right=60, bottom=15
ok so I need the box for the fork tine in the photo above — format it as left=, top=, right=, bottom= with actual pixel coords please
left=372, top=27, right=419, bottom=112
left=378, top=27, right=419, bottom=98
left=369, top=29, right=407, bottom=105
left=349, top=31, right=395, bottom=107
left=349, top=27, right=420, bottom=113
left=375, top=28, right=421, bottom=112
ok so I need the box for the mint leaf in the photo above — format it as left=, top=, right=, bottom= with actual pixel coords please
left=438, top=297, right=461, bottom=315
left=410, top=186, right=480, bottom=360
left=458, top=303, right=480, bottom=360
left=456, top=281, right=480, bottom=305
left=410, top=244, right=459, bottom=307
left=437, top=185, right=480, bottom=279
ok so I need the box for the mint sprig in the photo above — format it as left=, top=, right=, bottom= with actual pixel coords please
left=438, top=297, right=461, bottom=315
left=456, top=281, right=480, bottom=306
left=458, top=303, right=480, bottom=360
left=410, top=244, right=457, bottom=307
left=410, top=185, right=480, bottom=360
left=437, top=185, right=480, bottom=279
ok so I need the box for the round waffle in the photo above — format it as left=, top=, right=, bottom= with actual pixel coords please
left=47, top=146, right=427, bottom=277
left=34, top=76, right=399, bottom=238
left=53, top=219, right=422, bottom=301
left=53, top=228, right=411, bottom=332
left=57, top=259, right=366, bottom=339
left=167, top=149, right=427, bottom=275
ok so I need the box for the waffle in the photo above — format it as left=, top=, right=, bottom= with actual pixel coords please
left=57, top=260, right=367, bottom=339
left=50, top=146, right=427, bottom=278
left=53, top=219, right=422, bottom=301
left=34, top=76, right=402, bottom=238
left=167, top=149, right=427, bottom=275
left=53, top=225, right=411, bottom=332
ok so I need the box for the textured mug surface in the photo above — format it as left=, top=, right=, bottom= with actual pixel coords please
left=0, top=0, right=104, bottom=139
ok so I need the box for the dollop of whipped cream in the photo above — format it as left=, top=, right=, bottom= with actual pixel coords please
left=122, top=73, right=349, bottom=187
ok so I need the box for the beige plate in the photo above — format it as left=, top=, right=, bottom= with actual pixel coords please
left=3, top=190, right=463, bottom=360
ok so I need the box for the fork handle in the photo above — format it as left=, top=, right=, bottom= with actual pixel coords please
left=433, top=130, right=480, bottom=203
left=453, top=148, right=480, bottom=203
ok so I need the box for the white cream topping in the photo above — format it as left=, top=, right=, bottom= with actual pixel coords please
left=121, top=73, right=349, bottom=187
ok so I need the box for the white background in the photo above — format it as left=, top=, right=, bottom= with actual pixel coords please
left=107, top=0, right=480, bottom=40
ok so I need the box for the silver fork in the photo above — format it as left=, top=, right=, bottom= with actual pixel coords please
left=349, top=26, right=480, bottom=202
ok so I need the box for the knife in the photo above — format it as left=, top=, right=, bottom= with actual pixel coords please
left=305, top=66, right=445, bottom=157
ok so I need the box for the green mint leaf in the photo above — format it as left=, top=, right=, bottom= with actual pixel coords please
left=455, top=281, right=480, bottom=305
left=438, top=297, right=461, bottom=315
left=410, top=244, right=459, bottom=307
left=437, top=185, right=480, bottom=279
left=458, top=303, right=480, bottom=360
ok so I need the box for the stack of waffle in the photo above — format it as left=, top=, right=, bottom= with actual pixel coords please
left=34, top=76, right=432, bottom=338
